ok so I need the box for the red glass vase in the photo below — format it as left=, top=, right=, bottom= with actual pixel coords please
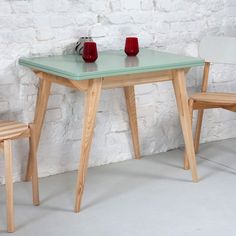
left=124, top=37, right=139, bottom=56
left=82, top=42, right=98, bottom=63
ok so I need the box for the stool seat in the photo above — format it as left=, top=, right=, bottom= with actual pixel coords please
left=0, top=121, right=29, bottom=141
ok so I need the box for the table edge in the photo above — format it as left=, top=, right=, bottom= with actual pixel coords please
left=19, top=59, right=204, bottom=81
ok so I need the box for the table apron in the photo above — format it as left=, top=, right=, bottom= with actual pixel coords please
left=102, top=70, right=172, bottom=89
left=34, top=69, right=183, bottom=91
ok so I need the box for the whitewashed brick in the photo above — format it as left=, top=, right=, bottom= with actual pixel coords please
left=138, top=32, right=153, bottom=47
left=45, top=108, right=62, bottom=122
left=34, top=16, right=51, bottom=28
left=132, top=12, right=153, bottom=24
left=13, top=30, right=36, bottom=43
left=75, top=14, right=97, bottom=26
left=0, top=101, right=9, bottom=112
left=141, top=0, right=154, bottom=10
left=119, top=25, right=140, bottom=36
left=53, top=28, right=75, bottom=41
left=30, top=45, right=51, bottom=56
left=155, top=22, right=170, bottom=33
left=50, top=16, right=74, bottom=28
left=184, top=43, right=198, bottom=57
left=52, top=0, right=70, bottom=12
left=0, top=16, right=14, bottom=29
left=90, top=24, right=106, bottom=37
left=0, top=31, right=14, bottom=43
left=10, top=1, right=31, bottom=14
left=90, top=1, right=107, bottom=12
left=226, top=7, right=236, bottom=17
left=32, top=0, right=53, bottom=13
left=122, top=0, right=141, bottom=10
left=135, top=84, right=154, bottom=95
left=36, top=28, right=54, bottom=41
left=110, top=0, right=122, bottom=11
left=0, top=1, right=12, bottom=14
left=108, top=13, right=132, bottom=24
left=48, top=94, right=64, bottom=108
left=20, top=84, right=37, bottom=96
left=0, top=59, right=13, bottom=70
left=16, top=16, right=34, bottom=29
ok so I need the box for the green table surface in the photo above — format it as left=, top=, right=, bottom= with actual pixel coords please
left=19, top=49, right=204, bottom=81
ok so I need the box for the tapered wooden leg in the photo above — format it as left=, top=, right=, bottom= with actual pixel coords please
left=124, top=86, right=141, bottom=159
left=183, top=99, right=194, bottom=170
left=4, top=140, right=15, bottom=233
left=74, top=79, right=102, bottom=213
left=194, top=109, right=204, bottom=153
left=25, top=78, right=51, bottom=181
left=172, top=70, right=198, bottom=182
left=29, top=124, right=40, bottom=206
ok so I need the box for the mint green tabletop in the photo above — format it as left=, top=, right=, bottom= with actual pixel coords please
left=19, top=49, right=204, bottom=81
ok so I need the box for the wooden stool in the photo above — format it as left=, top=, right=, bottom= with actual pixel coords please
left=0, top=121, right=39, bottom=232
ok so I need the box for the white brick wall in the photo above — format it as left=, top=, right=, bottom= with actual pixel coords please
left=0, top=0, right=236, bottom=183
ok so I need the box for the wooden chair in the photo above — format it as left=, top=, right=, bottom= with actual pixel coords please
left=0, top=121, right=39, bottom=232
left=184, top=36, right=236, bottom=169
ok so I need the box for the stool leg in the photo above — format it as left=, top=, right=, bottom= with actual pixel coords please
left=29, top=124, right=40, bottom=206
left=4, top=140, right=15, bottom=233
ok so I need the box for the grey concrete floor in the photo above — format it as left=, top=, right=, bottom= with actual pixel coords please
left=1, top=138, right=236, bottom=235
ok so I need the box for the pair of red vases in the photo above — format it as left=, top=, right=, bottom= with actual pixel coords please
left=82, top=37, right=139, bottom=63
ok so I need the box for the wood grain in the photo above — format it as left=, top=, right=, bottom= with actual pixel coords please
left=4, top=140, right=14, bottom=233
left=25, top=78, right=51, bottom=181
left=74, top=78, right=102, bottom=212
left=124, top=86, right=141, bottom=159
left=0, top=121, right=28, bottom=141
left=29, top=123, right=40, bottom=206
left=35, top=71, right=89, bottom=91
left=172, top=69, right=198, bottom=182
left=102, top=70, right=172, bottom=89
left=183, top=99, right=194, bottom=170
left=192, top=62, right=210, bottom=153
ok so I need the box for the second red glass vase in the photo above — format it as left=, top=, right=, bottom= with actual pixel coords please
left=82, top=42, right=98, bottom=63
left=124, top=37, right=139, bottom=56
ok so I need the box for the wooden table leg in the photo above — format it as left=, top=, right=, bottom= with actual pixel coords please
left=74, top=79, right=102, bottom=213
left=172, top=69, right=198, bottom=182
left=124, top=86, right=141, bottom=159
left=25, top=78, right=51, bottom=181
left=4, top=140, right=15, bottom=233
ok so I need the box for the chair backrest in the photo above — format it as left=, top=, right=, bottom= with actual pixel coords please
left=199, top=36, right=236, bottom=64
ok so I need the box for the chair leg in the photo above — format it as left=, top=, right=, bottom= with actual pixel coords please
left=194, top=109, right=204, bottom=153
left=29, top=124, right=40, bottom=206
left=172, top=70, right=198, bottom=182
left=4, top=140, right=15, bottom=233
left=183, top=100, right=194, bottom=170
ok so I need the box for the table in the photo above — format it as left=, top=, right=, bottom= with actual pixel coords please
left=19, top=49, right=204, bottom=212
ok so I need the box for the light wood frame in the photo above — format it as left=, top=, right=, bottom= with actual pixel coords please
left=1, top=123, right=39, bottom=233
left=184, top=61, right=236, bottom=169
left=26, top=68, right=198, bottom=213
